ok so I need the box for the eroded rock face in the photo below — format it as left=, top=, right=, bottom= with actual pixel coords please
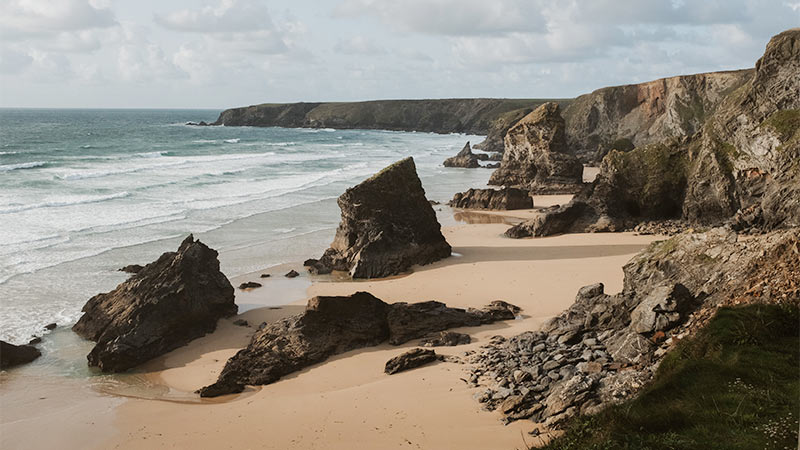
left=629, top=284, right=692, bottom=334
left=73, top=235, right=236, bottom=372
left=443, top=142, right=485, bottom=168
left=199, top=292, right=520, bottom=397
left=420, top=331, right=471, bottom=347
left=313, top=158, right=451, bottom=278
left=385, top=348, right=439, bottom=374
left=449, top=188, right=532, bottom=210
left=489, top=103, right=584, bottom=194
left=0, top=340, right=41, bottom=369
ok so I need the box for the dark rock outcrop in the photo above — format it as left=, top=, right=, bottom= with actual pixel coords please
left=385, top=348, right=439, bottom=374
left=443, top=142, right=484, bottom=168
left=239, top=281, right=262, bottom=289
left=449, top=188, right=532, bottom=210
left=0, top=340, right=41, bottom=369
left=199, top=292, right=520, bottom=397
left=311, top=158, right=451, bottom=278
left=488, top=103, right=584, bottom=194
left=119, top=264, right=143, bottom=274
left=420, top=331, right=471, bottom=347
left=285, top=270, right=300, bottom=278
left=73, top=235, right=237, bottom=372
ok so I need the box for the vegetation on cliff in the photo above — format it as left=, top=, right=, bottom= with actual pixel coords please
left=542, top=304, right=799, bottom=450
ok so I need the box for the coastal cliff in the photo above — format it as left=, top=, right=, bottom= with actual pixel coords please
left=211, top=98, right=568, bottom=139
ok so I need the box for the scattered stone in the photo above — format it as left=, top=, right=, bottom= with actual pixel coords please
left=0, top=340, right=42, bottom=369
left=384, top=348, right=439, bottom=374
left=238, top=281, right=262, bottom=289
left=285, top=270, right=299, bottom=278
left=73, top=235, right=237, bottom=372
left=44, top=323, right=57, bottom=331
left=27, top=337, right=42, bottom=345
left=260, top=273, right=271, bottom=278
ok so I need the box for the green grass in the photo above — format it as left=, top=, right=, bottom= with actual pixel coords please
left=542, top=304, right=800, bottom=450
left=760, top=109, right=800, bottom=142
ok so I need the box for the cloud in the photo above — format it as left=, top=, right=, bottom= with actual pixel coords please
left=334, top=36, right=386, bottom=55
left=0, top=48, right=33, bottom=74
left=155, top=0, right=275, bottom=33
left=334, top=0, right=545, bottom=36
left=0, top=0, right=115, bottom=39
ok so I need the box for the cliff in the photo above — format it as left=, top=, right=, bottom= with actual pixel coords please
left=562, top=69, right=754, bottom=161
left=212, top=98, right=568, bottom=138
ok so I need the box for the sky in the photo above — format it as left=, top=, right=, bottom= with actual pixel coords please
left=0, top=0, right=798, bottom=109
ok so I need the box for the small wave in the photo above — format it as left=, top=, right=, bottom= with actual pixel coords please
left=81, top=145, right=92, bottom=149
left=135, top=151, right=167, bottom=158
left=261, top=142, right=296, bottom=147
left=0, top=192, right=130, bottom=214
left=0, top=151, right=18, bottom=155
left=192, top=139, right=217, bottom=144
left=224, top=138, right=240, bottom=144
left=0, top=161, right=47, bottom=172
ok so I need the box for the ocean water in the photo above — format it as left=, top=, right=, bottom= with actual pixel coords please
left=0, top=109, right=490, bottom=345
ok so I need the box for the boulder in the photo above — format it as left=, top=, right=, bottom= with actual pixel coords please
left=449, top=188, right=532, bottom=210
left=629, top=284, right=693, bottom=334
left=199, top=292, right=520, bottom=397
left=312, top=157, right=451, bottom=278
left=238, top=281, right=262, bottom=289
left=384, top=348, right=439, bottom=374
left=285, top=270, right=299, bottom=278
left=0, top=340, right=41, bottom=369
left=73, top=235, right=237, bottom=372
left=489, top=103, right=584, bottom=194
left=443, top=142, right=482, bottom=168
left=420, top=331, right=471, bottom=347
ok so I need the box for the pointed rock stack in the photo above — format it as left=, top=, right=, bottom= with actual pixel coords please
left=309, top=157, right=451, bottom=278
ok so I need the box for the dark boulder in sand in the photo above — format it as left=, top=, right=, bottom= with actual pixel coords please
left=199, top=292, right=520, bottom=397
left=449, top=188, right=532, bottom=210
left=0, top=340, right=41, bottom=369
left=443, top=142, right=486, bottom=168
left=312, top=157, right=451, bottom=278
left=489, top=103, right=584, bottom=194
left=73, top=235, right=237, bottom=372
left=238, top=281, right=262, bottom=289
left=285, top=270, right=300, bottom=278
left=385, top=348, right=439, bottom=374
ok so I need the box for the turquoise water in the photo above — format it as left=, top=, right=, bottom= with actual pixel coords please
left=0, top=109, right=489, bottom=344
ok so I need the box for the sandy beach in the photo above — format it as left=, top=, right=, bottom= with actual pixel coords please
left=82, top=208, right=661, bottom=450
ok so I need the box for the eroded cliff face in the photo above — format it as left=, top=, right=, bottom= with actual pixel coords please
left=563, top=69, right=754, bottom=162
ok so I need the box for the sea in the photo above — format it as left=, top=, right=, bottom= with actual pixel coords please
left=0, top=108, right=492, bottom=346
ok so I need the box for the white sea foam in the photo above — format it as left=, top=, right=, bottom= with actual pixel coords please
left=224, top=138, right=240, bottom=143
left=0, top=151, right=18, bottom=155
left=0, top=161, right=47, bottom=172
left=0, top=192, right=130, bottom=214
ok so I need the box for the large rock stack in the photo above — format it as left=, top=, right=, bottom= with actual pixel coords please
left=307, top=157, right=451, bottom=278
left=73, top=235, right=237, bottom=372
left=488, top=102, right=584, bottom=194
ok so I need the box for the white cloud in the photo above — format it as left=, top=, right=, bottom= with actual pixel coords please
left=0, top=0, right=115, bottom=39
left=0, top=48, right=33, bottom=74
left=155, top=0, right=276, bottom=33
left=334, top=36, right=386, bottom=55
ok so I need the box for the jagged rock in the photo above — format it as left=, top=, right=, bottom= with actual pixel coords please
left=629, top=284, right=692, bottom=334
left=384, top=348, right=439, bottom=374
left=28, top=337, right=42, bottom=345
left=312, top=158, right=451, bottom=278
left=303, top=258, right=332, bottom=275
left=449, top=188, right=532, bottom=210
left=119, top=264, right=143, bottom=274
left=199, top=292, right=520, bottom=397
left=387, top=300, right=519, bottom=345
left=0, top=340, right=41, bottom=369
left=542, top=375, right=595, bottom=422
left=420, top=331, right=471, bottom=347
left=238, top=281, right=262, bottom=289
left=475, top=107, right=538, bottom=154
left=260, top=273, right=271, bottom=278
left=44, top=323, right=57, bottom=331
left=489, top=103, right=584, bottom=194
left=73, top=235, right=237, bottom=372
left=285, top=270, right=299, bottom=278
left=443, top=142, right=483, bottom=168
